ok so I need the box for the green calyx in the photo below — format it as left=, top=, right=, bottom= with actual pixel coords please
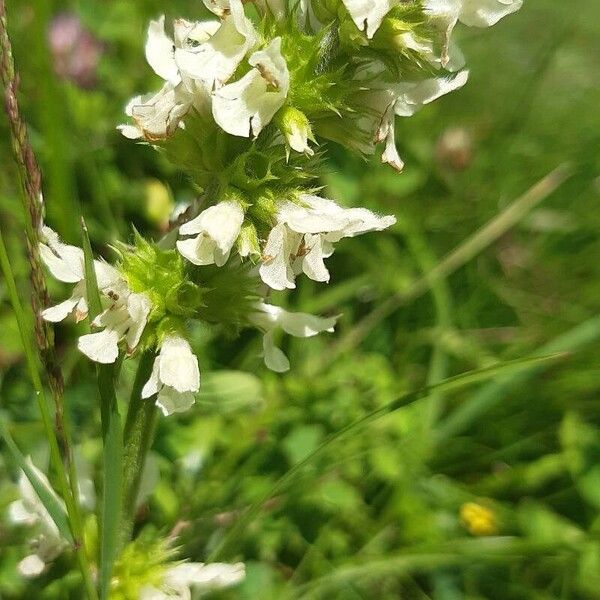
left=118, top=233, right=204, bottom=321
left=110, top=536, right=175, bottom=600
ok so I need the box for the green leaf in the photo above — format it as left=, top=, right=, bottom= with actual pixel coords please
left=560, top=412, right=600, bottom=510
left=0, top=417, right=72, bottom=542
left=82, top=220, right=123, bottom=600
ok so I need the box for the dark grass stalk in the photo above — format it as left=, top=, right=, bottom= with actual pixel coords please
left=0, top=0, right=79, bottom=480
left=0, top=230, right=98, bottom=599
left=0, top=4, right=96, bottom=596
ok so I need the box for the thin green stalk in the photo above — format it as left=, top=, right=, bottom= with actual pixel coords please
left=81, top=220, right=122, bottom=600
left=332, top=164, right=572, bottom=361
left=401, top=215, right=453, bottom=429
left=119, top=351, right=158, bottom=550
left=0, top=229, right=98, bottom=600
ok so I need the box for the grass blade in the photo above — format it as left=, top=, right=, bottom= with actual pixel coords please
left=0, top=416, right=72, bottom=540
left=209, top=353, right=564, bottom=560
left=82, top=219, right=123, bottom=599
left=436, top=315, right=600, bottom=442
left=333, top=164, right=572, bottom=360
left=292, top=537, right=569, bottom=599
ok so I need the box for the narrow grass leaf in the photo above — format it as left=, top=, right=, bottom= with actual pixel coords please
left=0, top=417, right=72, bottom=541
left=436, top=316, right=600, bottom=442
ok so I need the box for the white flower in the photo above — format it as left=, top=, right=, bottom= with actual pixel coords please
left=361, top=71, right=468, bottom=171
left=250, top=303, right=337, bottom=372
left=140, top=561, right=245, bottom=599
left=147, top=5, right=256, bottom=88
left=119, top=3, right=256, bottom=140
left=425, top=0, right=522, bottom=64
left=259, top=194, right=396, bottom=290
left=117, top=83, right=193, bottom=141
left=341, top=0, right=398, bottom=39
left=142, top=335, right=200, bottom=416
left=77, top=281, right=152, bottom=364
left=39, top=226, right=121, bottom=323
left=212, top=37, right=289, bottom=138
left=7, top=459, right=68, bottom=578
left=176, top=201, right=244, bottom=266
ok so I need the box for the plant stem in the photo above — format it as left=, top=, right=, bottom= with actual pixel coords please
left=119, top=351, right=158, bottom=550
left=0, top=230, right=98, bottom=600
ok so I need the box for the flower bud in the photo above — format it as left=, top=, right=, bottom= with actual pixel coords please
left=275, top=105, right=315, bottom=156
left=237, top=222, right=261, bottom=259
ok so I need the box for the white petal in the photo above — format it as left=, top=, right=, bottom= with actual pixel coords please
left=394, top=71, right=469, bottom=117
left=145, top=16, right=179, bottom=84
left=139, top=586, right=165, bottom=600
left=39, top=242, right=84, bottom=283
left=41, top=297, right=79, bottom=322
left=117, top=124, right=143, bottom=139
left=460, top=0, right=522, bottom=27
left=334, top=207, right=397, bottom=237
left=179, top=201, right=244, bottom=265
left=192, top=0, right=257, bottom=87
left=213, top=38, right=288, bottom=137
left=130, top=83, right=190, bottom=141
left=280, top=197, right=350, bottom=234
left=301, top=234, right=331, bottom=283
left=94, top=261, right=122, bottom=290
left=125, top=293, right=152, bottom=351
left=165, top=562, right=245, bottom=589
left=201, top=202, right=245, bottom=253
left=18, top=555, right=45, bottom=578
left=341, top=0, right=397, bottom=38
left=8, top=500, right=37, bottom=526
left=380, top=114, right=404, bottom=172
left=202, top=0, right=232, bottom=17
left=178, top=213, right=205, bottom=236
left=262, top=330, right=290, bottom=372
left=141, top=358, right=161, bottom=399
left=176, top=235, right=218, bottom=266
left=259, top=303, right=337, bottom=337
left=259, top=223, right=299, bottom=290
left=158, top=335, right=200, bottom=393
left=78, top=329, right=120, bottom=364
left=173, top=18, right=220, bottom=46
left=156, top=387, right=196, bottom=416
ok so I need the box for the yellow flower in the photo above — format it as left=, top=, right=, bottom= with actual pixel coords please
left=460, top=502, right=498, bottom=536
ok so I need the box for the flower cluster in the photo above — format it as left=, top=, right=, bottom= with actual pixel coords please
left=41, top=0, right=522, bottom=418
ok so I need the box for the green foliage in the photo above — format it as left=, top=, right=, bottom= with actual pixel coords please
left=1, top=0, right=600, bottom=599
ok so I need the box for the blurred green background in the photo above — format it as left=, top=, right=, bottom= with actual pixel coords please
left=1, top=0, right=600, bottom=598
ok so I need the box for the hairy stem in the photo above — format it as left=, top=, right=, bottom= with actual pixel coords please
left=119, top=351, right=158, bottom=550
